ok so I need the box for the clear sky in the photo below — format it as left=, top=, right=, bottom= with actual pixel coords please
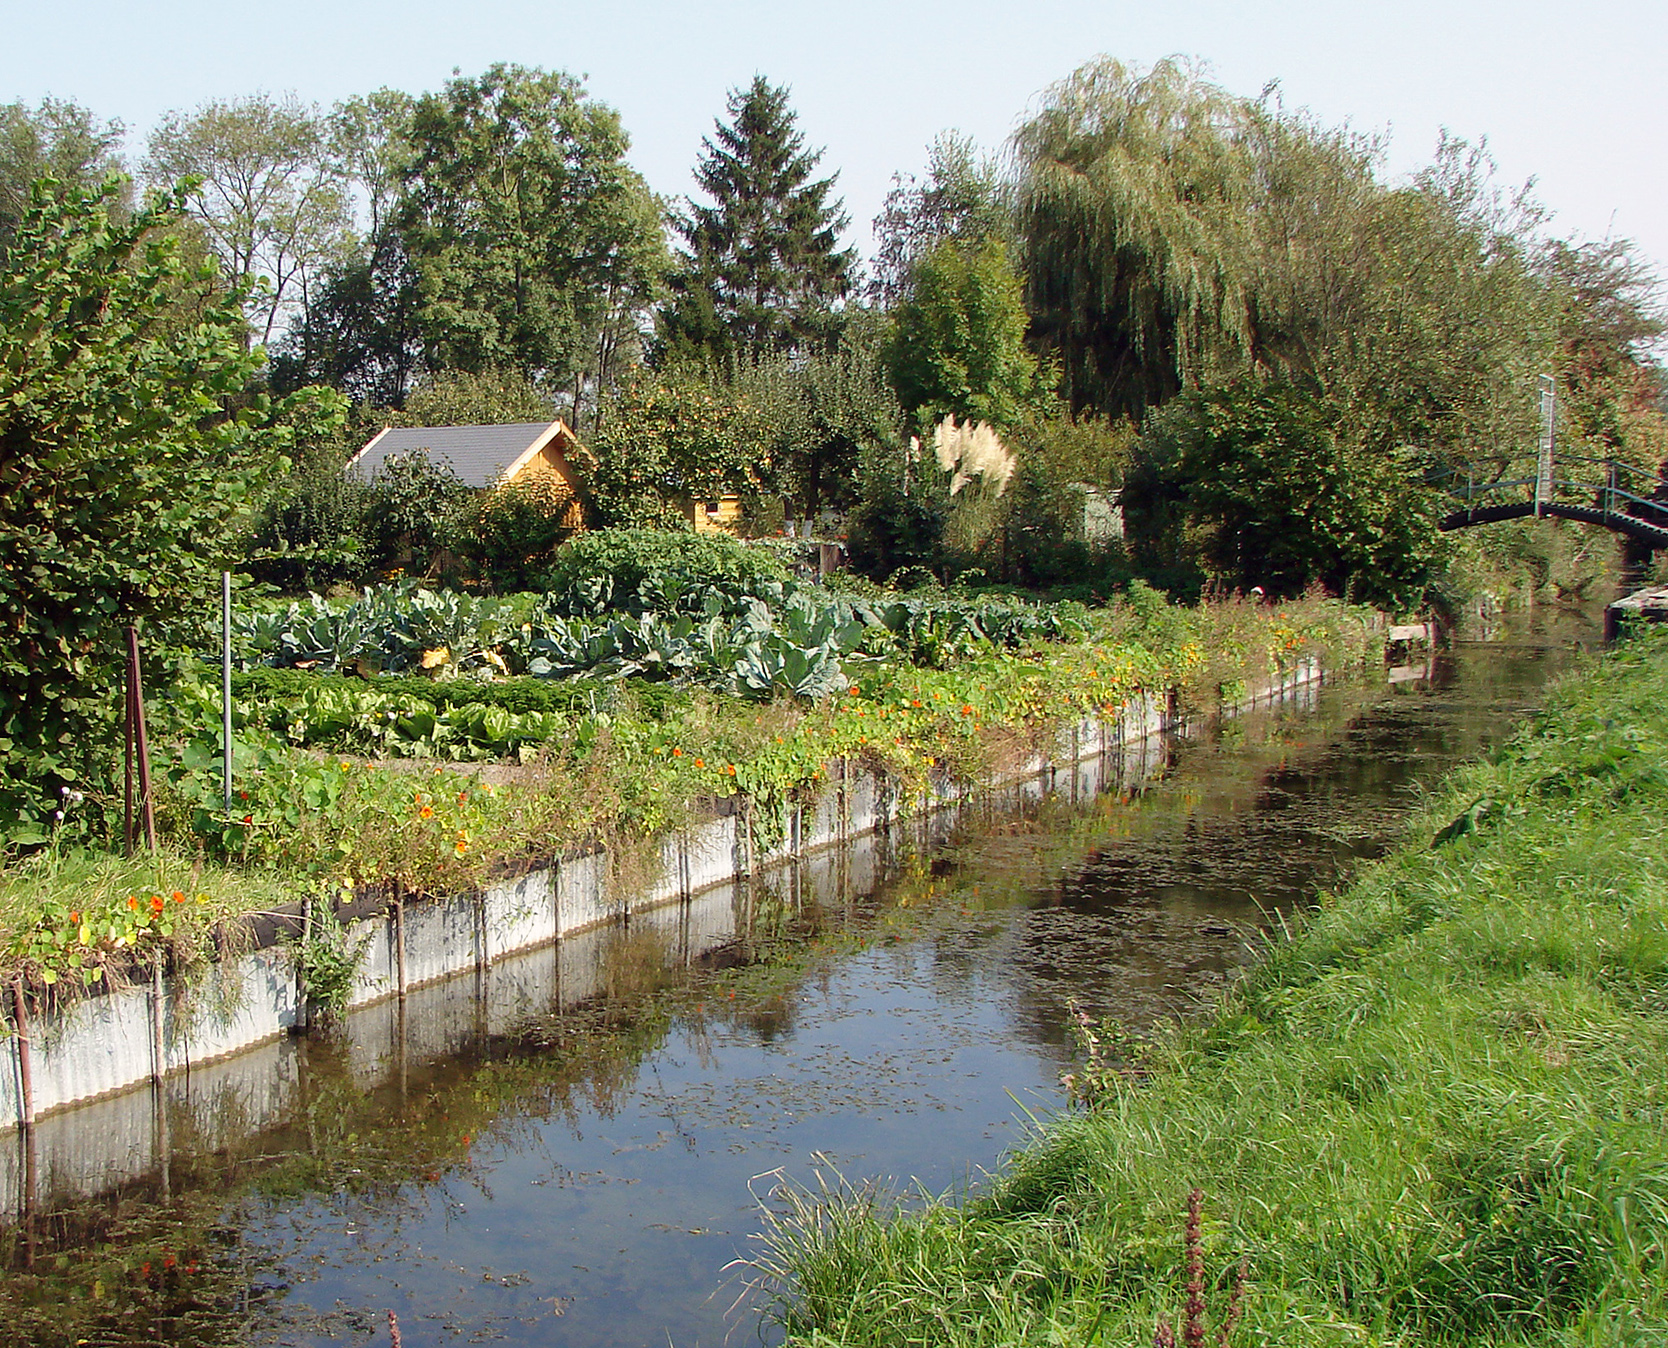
left=4, top=0, right=1665, bottom=283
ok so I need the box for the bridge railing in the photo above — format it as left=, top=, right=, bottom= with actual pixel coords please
left=1441, top=456, right=1667, bottom=520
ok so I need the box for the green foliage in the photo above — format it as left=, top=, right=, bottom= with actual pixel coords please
left=230, top=665, right=688, bottom=721
left=587, top=367, right=767, bottom=526
left=0, top=178, right=279, bottom=843
left=447, top=477, right=581, bottom=592
left=397, top=63, right=664, bottom=390
left=658, top=77, right=857, bottom=363
left=219, top=558, right=1094, bottom=717
left=845, top=472, right=951, bottom=584
left=1015, top=57, right=1257, bottom=417
left=1542, top=237, right=1668, bottom=482
left=733, top=312, right=905, bottom=516
left=1124, top=380, right=1446, bottom=609
left=0, top=96, right=127, bottom=241
left=397, top=366, right=559, bottom=426
left=3, top=881, right=212, bottom=991
left=869, top=132, right=1011, bottom=306
left=144, top=92, right=350, bottom=346
left=1012, top=58, right=1557, bottom=477
left=359, top=450, right=471, bottom=575
left=292, top=894, right=370, bottom=1022
left=241, top=387, right=363, bottom=590
left=227, top=582, right=524, bottom=677
left=887, top=236, right=1054, bottom=433
left=541, top=528, right=791, bottom=613
left=759, top=630, right=1668, bottom=1348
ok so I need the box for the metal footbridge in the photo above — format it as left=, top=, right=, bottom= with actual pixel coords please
left=1438, top=377, right=1668, bottom=550
left=1439, top=453, right=1668, bottom=550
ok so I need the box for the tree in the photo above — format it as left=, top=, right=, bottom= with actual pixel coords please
left=587, top=367, right=766, bottom=527
left=869, top=132, right=1009, bottom=306
left=0, top=178, right=292, bottom=840
left=269, top=90, right=426, bottom=404
left=1014, top=58, right=1259, bottom=419
left=397, top=64, right=664, bottom=403
left=887, top=236, right=1054, bottom=433
left=733, top=311, right=904, bottom=517
left=1122, top=380, right=1445, bottom=609
left=327, top=89, right=416, bottom=243
left=658, top=77, right=857, bottom=363
left=266, top=226, right=424, bottom=405
left=0, top=97, right=127, bottom=240
left=145, top=93, right=351, bottom=346
left=397, top=368, right=558, bottom=427
left=1541, top=236, right=1667, bottom=468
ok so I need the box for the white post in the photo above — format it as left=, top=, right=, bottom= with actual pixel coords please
left=1536, top=374, right=1556, bottom=515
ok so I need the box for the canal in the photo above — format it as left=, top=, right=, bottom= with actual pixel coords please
left=0, top=618, right=1595, bottom=1347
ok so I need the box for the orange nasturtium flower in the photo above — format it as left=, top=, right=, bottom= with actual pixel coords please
left=694, top=758, right=705, bottom=769
left=419, top=805, right=435, bottom=819
left=672, top=747, right=682, bottom=757
left=150, top=895, right=164, bottom=914
left=127, top=896, right=139, bottom=911
left=172, top=891, right=185, bottom=904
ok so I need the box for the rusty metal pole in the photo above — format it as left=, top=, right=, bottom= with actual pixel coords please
left=126, top=626, right=157, bottom=851
left=393, top=881, right=407, bottom=1000
left=124, top=663, right=136, bottom=856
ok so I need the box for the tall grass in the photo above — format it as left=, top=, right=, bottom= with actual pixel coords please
left=755, top=630, right=1668, bottom=1346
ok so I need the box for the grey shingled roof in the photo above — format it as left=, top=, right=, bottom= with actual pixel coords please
left=348, top=422, right=558, bottom=489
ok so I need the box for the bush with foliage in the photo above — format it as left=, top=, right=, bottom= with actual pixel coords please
left=538, top=528, right=792, bottom=614
left=587, top=367, right=766, bottom=527
left=1123, top=380, right=1446, bottom=610
left=887, top=235, right=1054, bottom=434
left=446, top=476, right=581, bottom=592
left=0, top=178, right=292, bottom=842
left=358, top=450, right=472, bottom=577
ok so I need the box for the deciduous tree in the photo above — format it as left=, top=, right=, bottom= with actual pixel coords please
left=0, top=179, right=296, bottom=840
left=145, top=93, right=351, bottom=345
left=887, top=235, right=1053, bottom=433
left=869, top=132, right=1009, bottom=306
left=396, top=64, right=664, bottom=403
left=0, top=97, right=127, bottom=240
left=587, top=368, right=765, bottom=527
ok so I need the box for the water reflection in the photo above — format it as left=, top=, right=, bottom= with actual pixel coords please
left=0, top=621, right=1593, bottom=1347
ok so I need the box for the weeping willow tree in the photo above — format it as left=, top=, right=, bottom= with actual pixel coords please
left=1013, top=58, right=1262, bottom=418
left=1013, top=58, right=1555, bottom=468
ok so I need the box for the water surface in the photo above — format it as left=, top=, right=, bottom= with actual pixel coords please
left=0, top=622, right=1592, bottom=1347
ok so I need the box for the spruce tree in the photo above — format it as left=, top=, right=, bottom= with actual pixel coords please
left=659, top=77, right=857, bottom=363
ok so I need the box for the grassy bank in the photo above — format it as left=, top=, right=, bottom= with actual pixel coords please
left=757, top=629, right=1668, bottom=1346
left=0, top=591, right=1378, bottom=996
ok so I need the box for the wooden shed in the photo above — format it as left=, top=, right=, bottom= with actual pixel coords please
left=348, top=420, right=589, bottom=527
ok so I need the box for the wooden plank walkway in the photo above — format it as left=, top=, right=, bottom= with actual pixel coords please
left=1605, top=586, right=1668, bottom=642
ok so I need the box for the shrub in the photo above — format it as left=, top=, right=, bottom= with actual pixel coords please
left=447, top=477, right=581, bottom=593
left=0, top=179, right=287, bottom=844
left=539, top=528, right=792, bottom=615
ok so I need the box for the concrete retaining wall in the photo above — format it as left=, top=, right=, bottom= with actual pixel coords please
left=0, top=662, right=1321, bottom=1213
